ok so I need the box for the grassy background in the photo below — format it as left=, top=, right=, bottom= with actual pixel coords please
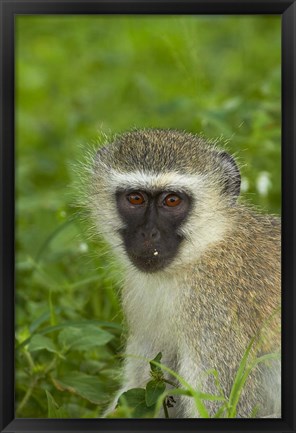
left=15, top=15, right=281, bottom=418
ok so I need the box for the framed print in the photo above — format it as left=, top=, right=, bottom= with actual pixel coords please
left=0, top=1, right=295, bottom=432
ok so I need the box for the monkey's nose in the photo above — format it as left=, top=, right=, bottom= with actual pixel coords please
left=140, top=228, right=160, bottom=241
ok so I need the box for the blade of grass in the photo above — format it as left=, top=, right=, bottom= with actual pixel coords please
left=227, top=336, right=256, bottom=417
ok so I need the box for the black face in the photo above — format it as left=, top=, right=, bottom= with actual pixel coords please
left=116, top=189, right=192, bottom=273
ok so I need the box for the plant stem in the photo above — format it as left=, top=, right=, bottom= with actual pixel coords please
left=16, top=376, right=38, bottom=416
left=24, top=350, right=35, bottom=370
left=44, top=355, right=57, bottom=374
left=164, top=379, right=178, bottom=388
left=163, top=400, right=169, bottom=418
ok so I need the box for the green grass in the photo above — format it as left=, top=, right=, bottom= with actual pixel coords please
left=15, top=15, right=281, bottom=417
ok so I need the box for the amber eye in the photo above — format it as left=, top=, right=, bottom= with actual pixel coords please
left=164, top=194, right=182, bottom=207
left=127, top=192, right=145, bottom=205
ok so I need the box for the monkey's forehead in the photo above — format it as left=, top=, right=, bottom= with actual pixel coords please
left=95, top=129, right=219, bottom=175
left=104, top=170, right=206, bottom=194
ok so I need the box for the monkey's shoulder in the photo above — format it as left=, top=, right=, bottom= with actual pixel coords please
left=183, top=210, right=281, bottom=348
left=192, top=208, right=281, bottom=296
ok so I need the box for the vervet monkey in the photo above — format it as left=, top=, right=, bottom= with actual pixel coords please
left=87, top=129, right=281, bottom=418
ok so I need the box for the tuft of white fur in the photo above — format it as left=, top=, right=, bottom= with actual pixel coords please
left=106, top=169, right=204, bottom=194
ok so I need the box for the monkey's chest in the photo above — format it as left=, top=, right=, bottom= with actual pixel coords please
left=124, top=279, right=182, bottom=357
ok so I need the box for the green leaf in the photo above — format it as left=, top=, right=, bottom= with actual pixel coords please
left=227, top=309, right=281, bottom=418
left=45, top=390, right=68, bottom=418
left=48, top=290, right=57, bottom=326
left=58, top=324, right=113, bottom=352
left=118, top=388, right=156, bottom=418
left=28, top=334, right=59, bottom=354
left=227, top=336, right=256, bottom=417
left=149, top=352, right=162, bottom=374
left=213, top=403, right=228, bottom=418
left=197, top=391, right=226, bottom=402
left=145, top=380, right=166, bottom=407
left=17, top=320, right=121, bottom=350
left=249, top=405, right=260, bottom=418
left=252, top=352, right=281, bottom=366
left=53, top=371, right=106, bottom=404
left=204, top=368, right=225, bottom=399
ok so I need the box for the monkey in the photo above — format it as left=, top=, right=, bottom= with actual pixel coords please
left=86, top=128, right=281, bottom=418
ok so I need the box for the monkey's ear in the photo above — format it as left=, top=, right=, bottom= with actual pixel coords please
left=218, top=151, right=241, bottom=201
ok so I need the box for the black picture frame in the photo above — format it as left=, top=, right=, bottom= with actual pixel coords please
left=0, top=0, right=295, bottom=432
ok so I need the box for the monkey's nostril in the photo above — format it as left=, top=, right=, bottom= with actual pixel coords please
left=151, top=230, right=161, bottom=241
left=140, top=230, right=159, bottom=240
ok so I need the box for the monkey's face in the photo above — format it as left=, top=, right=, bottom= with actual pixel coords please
left=89, top=130, right=241, bottom=271
left=116, top=189, right=192, bottom=273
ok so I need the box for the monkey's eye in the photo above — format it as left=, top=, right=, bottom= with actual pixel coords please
left=127, top=192, right=145, bottom=205
left=163, top=194, right=182, bottom=207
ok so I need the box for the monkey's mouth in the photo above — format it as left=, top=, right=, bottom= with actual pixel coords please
left=128, top=251, right=172, bottom=273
